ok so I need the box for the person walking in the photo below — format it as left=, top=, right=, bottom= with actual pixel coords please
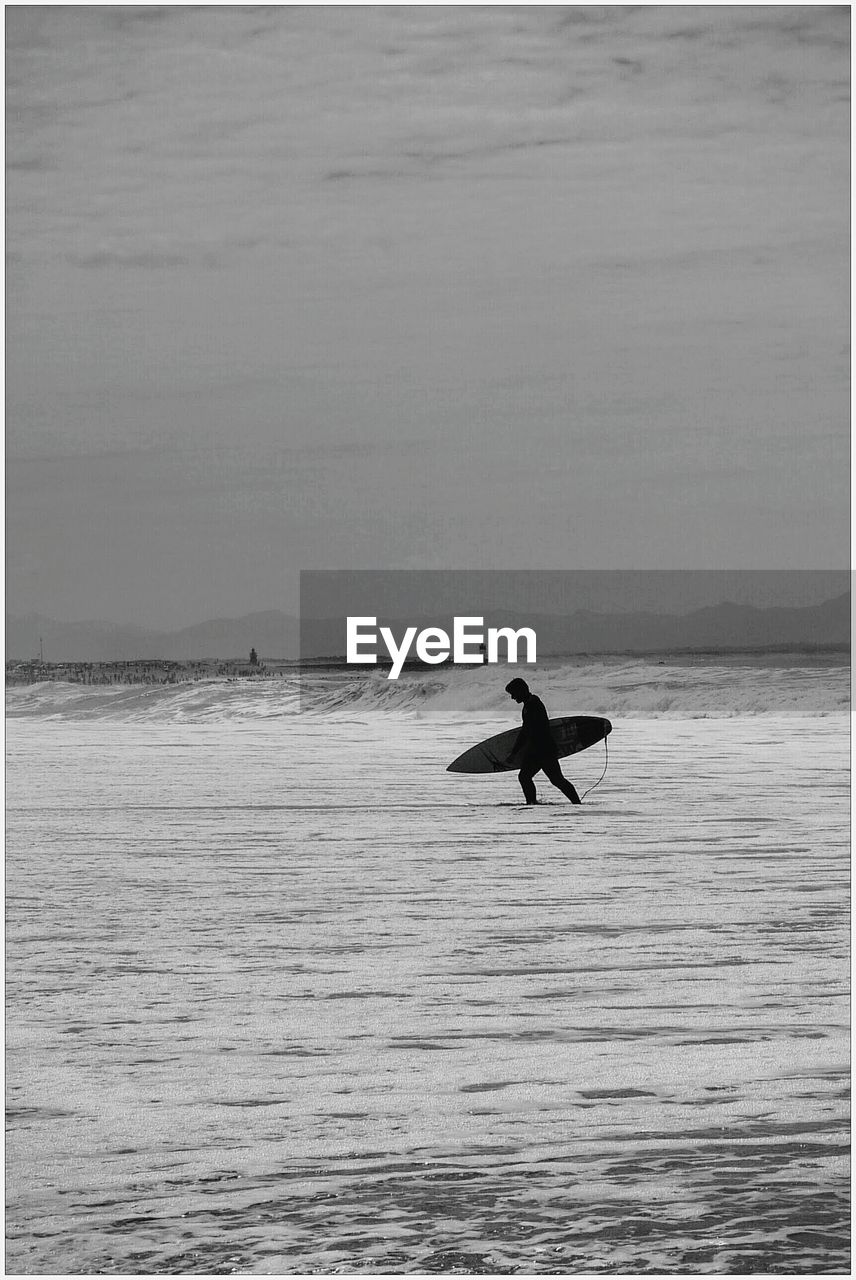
left=505, top=678, right=582, bottom=805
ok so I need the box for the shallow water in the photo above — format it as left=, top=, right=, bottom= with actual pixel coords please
left=6, top=705, right=850, bottom=1274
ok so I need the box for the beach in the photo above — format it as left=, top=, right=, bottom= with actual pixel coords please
left=6, top=658, right=850, bottom=1274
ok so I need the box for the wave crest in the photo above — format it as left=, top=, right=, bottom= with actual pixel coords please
left=5, top=659, right=849, bottom=722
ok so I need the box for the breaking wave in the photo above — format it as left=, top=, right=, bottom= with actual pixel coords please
left=5, top=658, right=850, bottom=723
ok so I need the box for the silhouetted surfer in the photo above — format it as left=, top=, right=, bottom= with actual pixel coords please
left=505, top=678, right=582, bottom=806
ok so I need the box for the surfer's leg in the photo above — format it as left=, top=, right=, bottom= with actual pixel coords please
left=542, top=756, right=582, bottom=804
left=517, top=764, right=538, bottom=804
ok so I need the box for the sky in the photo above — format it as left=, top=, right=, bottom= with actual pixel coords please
left=6, top=5, right=850, bottom=629
left=302, top=569, right=852, bottom=620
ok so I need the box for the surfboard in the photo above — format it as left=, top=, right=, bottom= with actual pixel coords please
left=447, top=715, right=612, bottom=774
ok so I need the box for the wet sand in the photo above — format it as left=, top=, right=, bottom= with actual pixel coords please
left=6, top=712, right=849, bottom=1273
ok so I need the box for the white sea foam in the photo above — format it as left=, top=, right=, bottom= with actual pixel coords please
left=6, top=657, right=850, bottom=722
left=6, top=709, right=850, bottom=1275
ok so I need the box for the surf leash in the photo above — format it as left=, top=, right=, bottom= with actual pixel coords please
left=581, top=734, right=609, bottom=801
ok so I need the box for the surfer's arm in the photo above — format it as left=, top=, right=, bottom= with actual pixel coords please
left=508, top=712, right=534, bottom=760
left=508, top=700, right=551, bottom=761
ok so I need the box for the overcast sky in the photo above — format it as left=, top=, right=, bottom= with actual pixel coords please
left=301, top=570, right=851, bottom=620
left=6, top=5, right=849, bottom=629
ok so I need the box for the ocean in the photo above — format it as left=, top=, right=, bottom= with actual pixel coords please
left=6, top=656, right=850, bottom=1275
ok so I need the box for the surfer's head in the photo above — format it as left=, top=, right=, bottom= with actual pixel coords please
left=505, top=677, right=529, bottom=703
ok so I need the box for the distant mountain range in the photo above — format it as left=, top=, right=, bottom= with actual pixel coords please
left=6, top=593, right=850, bottom=662
left=6, top=611, right=300, bottom=663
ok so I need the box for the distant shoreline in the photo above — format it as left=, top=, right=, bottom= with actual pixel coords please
left=5, top=645, right=850, bottom=687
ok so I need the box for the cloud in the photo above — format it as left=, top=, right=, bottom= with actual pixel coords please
left=7, top=5, right=849, bottom=272
left=6, top=156, right=53, bottom=173
left=5, top=6, right=849, bottom=624
left=66, top=232, right=265, bottom=270
left=70, top=247, right=190, bottom=270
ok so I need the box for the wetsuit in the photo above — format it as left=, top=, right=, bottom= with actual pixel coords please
left=511, top=694, right=581, bottom=805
